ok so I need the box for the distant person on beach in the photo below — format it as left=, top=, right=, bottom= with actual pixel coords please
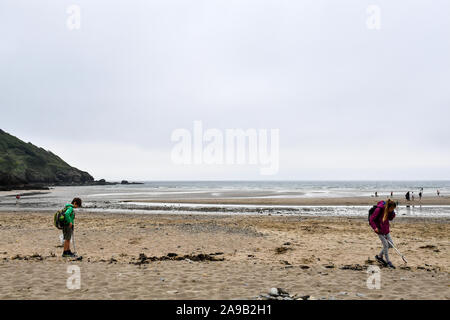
left=375, top=191, right=378, bottom=197
left=61, top=198, right=82, bottom=257
left=437, top=190, right=440, bottom=197
left=15, top=195, right=20, bottom=205
left=419, top=191, right=422, bottom=201
left=405, top=191, right=410, bottom=201
left=412, top=192, right=415, bottom=201
left=390, top=191, right=393, bottom=198
left=369, top=199, right=397, bottom=269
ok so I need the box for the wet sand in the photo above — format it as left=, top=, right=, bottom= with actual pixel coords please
left=124, top=195, right=450, bottom=206
left=0, top=211, right=449, bottom=300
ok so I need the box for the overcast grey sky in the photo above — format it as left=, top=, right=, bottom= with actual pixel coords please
left=1, top=0, right=449, bottom=180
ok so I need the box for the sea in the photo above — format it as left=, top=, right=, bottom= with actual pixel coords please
left=1, top=181, right=449, bottom=218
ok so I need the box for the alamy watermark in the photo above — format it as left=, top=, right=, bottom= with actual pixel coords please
left=366, top=265, right=381, bottom=289
left=171, top=121, right=279, bottom=175
left=366, top=5, right=381, bottom=30
left=66, top=5, right=81, bottom=30
left=66, top=265, right=81, bottom=290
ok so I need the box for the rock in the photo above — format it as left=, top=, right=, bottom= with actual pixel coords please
left=269, top=288, right=279, bottom=296
left=166, top=290, right=178, bottom=294
left=121, top=180, right=129, bottom=184
left=277, top=288, right=289, bottom=295
left=356, top=293, right=366, bottom=298
left=299, top=265, right=310, bottom=269
left=275, top=247, right=291, bottom=254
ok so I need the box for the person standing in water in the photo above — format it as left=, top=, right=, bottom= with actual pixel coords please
left=369, top=199, right=397, bottom=269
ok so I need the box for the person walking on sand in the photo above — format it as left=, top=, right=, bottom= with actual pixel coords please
left=369, top=199, right=397, bottom=269
left=419, top=191, right=423, bottom=202
left=405, top=191, right=410, bottom=201
left=62, top=197, right=82, bottom=257
left=437, top=190, right=440, bottom=197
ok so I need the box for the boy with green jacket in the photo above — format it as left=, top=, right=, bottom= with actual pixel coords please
left=62, top=197, right=82, bottom=257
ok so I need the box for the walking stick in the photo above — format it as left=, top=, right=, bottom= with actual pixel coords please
left=72, top=226, right=77, bottom=256
left=385, top=236, right=407, bottom=263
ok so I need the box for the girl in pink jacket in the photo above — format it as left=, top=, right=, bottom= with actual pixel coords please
left=369, top=199, right=397, bottom=268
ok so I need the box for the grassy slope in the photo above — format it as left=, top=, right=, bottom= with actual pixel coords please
left=0, top=129, right=93, bottom=185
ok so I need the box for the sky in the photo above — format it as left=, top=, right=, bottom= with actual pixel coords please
left=1, top=0, right=449, bottom=181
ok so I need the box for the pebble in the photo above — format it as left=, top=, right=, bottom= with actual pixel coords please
left=262, top=288, right=295, bottom=300
left=269, top=288, right=279, bottom=296
left=166, top=290, right=178, bottom=294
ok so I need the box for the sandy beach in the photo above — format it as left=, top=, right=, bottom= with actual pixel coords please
left=0, top=210, right=448, bottom=300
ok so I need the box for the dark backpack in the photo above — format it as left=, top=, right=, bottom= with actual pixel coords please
left=54, top=207, right=68, bottom=230
left=368, top=202, right=385, bottom=223
left=368, top=205, right=378, bottom=222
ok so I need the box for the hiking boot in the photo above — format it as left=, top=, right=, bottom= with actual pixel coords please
left=375, top=255, right=387, bottom=266
left=62, top=251, right=76, bottom=258
left=387, top=262, right=396, bottom=269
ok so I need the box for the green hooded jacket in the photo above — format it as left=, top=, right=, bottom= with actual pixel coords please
left=64, top=204, right=75, bottom=225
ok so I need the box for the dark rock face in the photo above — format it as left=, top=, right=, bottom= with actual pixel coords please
left=0, top=129, right=94, bottom=188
